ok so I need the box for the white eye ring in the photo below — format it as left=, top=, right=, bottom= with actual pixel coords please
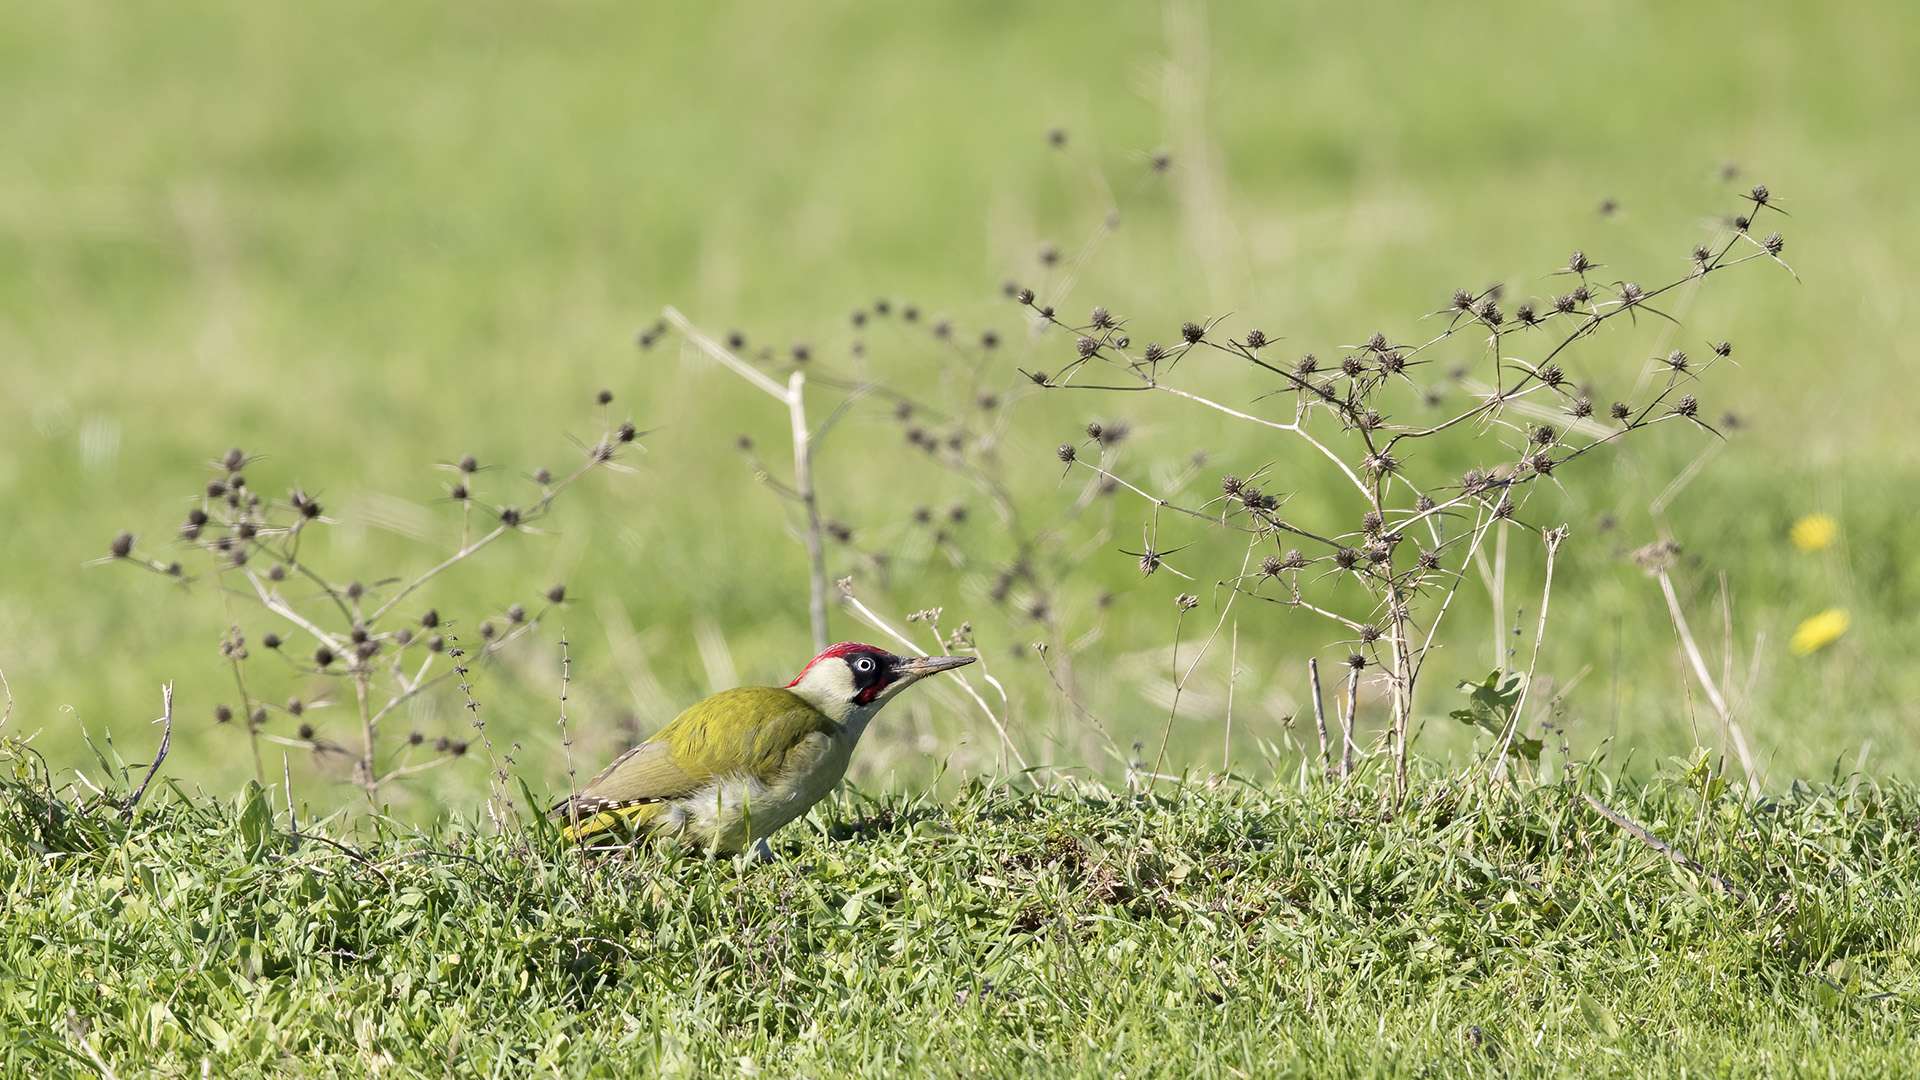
left=855, top=657, right=875, bottom=672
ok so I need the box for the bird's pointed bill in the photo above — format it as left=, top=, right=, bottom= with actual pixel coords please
left=898, top=654, right=976, bottom=679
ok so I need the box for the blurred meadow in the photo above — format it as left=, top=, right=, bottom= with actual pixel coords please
left=3, top=0, right=1917, bottom=817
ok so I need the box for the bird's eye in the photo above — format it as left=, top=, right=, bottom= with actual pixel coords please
left=854, top=657, right=876, bottom=673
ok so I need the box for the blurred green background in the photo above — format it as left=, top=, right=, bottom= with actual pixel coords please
left=3, top=0, right=1915, bottom=815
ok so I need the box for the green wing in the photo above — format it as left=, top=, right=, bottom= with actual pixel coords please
left=552, top=686, right=836, bottom=840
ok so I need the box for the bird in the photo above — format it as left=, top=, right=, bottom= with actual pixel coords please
left=551, top=642, right=975, bottom=853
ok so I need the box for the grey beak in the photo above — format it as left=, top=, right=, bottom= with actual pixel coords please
left=898, top=654, right=976, bottom=680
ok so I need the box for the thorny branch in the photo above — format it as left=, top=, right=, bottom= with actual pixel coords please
left=1019, top=187, right=1790, bottom=796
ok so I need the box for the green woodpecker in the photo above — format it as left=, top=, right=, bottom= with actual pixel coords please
left=552, top=642, right=974, bottom=852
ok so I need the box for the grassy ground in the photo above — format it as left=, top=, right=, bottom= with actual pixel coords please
left=5, top=758, right=1918, bottom=1078
left=3, top=3, right=1918, bottom=803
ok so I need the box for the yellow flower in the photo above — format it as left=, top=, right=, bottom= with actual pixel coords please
left=1790, top=608, right=1849, bottom=656
left=1789, top=513, right=1838, bottom=552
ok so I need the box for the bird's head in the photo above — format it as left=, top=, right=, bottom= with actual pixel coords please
left=785, top=642, right=975, bottom=726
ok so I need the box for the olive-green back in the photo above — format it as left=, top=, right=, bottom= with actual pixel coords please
left=579, top=685, right=838, bottom=805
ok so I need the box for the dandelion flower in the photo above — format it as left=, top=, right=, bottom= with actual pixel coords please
left=1790, top=608, right=1849, bottom=656
left=1789, top=514, right=1838, bottom=552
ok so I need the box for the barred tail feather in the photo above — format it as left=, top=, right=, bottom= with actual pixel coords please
left=553, top=798, right=667, bottom=844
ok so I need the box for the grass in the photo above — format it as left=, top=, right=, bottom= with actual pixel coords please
left=5, top=757, right=1918, bottom=1078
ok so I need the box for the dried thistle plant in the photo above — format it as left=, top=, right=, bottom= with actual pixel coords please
left=646, top=140, right=1178, bottom=775
left=108, top=401, right=640, bottom=816
left=1019, top=185, right=1794, bottom=796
